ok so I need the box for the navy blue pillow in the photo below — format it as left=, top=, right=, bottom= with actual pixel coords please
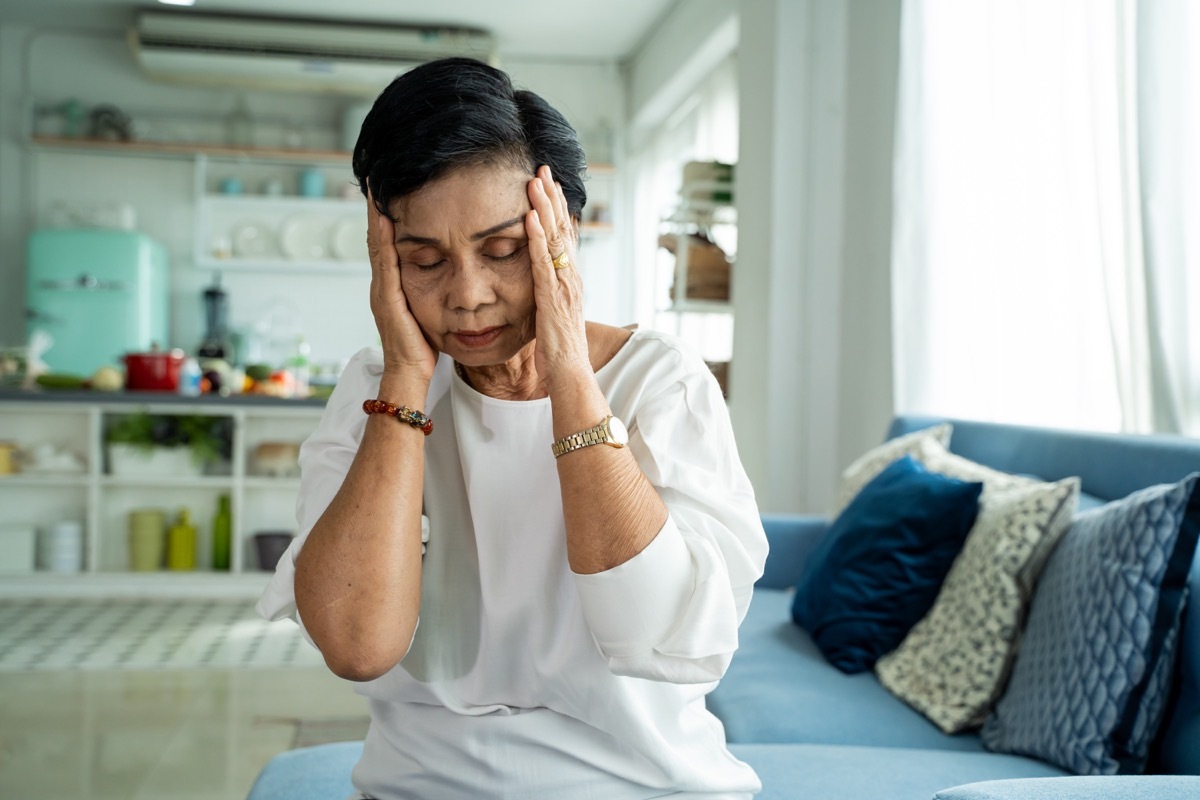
left=792, top=455, right=983, bottom=673
left=981, top=474, right=1200, bottom=775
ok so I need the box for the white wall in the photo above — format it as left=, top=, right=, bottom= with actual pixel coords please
left=0, top=23, right=627, bottom=372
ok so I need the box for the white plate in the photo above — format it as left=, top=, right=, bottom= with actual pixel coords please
left=231, top=220, right=276, bottom=258
left=279, top=215, right=328, bottom=261
left=330, top=217, right=368, bottom=262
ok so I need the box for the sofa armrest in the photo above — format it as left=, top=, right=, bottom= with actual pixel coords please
left=757, top=513, right=831, bottom=590
left=933, top=776, right=1200, bottom=800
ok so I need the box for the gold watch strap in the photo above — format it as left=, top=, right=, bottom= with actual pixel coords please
left=551, top=418, right=612, bottom=458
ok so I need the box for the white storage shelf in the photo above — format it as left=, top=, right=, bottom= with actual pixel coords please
left=193, top=154, right=369, bottom=273
left=0, top=397, right=323, bottom=591
left=656, top=178, right=737, bottom=398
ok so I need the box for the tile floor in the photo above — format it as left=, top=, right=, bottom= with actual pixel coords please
left=0, top=601, right=368, bottom=799
left=0, top=599, right=326, bottom=672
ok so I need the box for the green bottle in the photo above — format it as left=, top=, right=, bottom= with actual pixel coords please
left=166, top=508, right=197, bottom=571
left=212, top=494, right=232, bottom=571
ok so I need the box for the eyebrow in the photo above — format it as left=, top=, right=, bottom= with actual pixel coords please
left=396, top=216, right=526, bottom=246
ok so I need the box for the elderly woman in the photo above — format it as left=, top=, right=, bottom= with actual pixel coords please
left=258, top=57, right=767, bottom=799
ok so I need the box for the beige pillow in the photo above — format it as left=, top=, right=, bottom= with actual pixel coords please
left=833, top=423, right=953, bottom=516
left=875, top=475, right=1080, bottom=733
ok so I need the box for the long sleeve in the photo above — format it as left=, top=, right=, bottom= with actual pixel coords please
left=256, top=347, right=377, bottom=625
left=572, top=350, right=768, bottom=684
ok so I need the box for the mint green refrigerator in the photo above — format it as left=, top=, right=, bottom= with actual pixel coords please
left=26, top=229, right=169, bottom=375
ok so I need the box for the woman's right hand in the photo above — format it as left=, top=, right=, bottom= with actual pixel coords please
left=366, top=191, right=438, bottom=387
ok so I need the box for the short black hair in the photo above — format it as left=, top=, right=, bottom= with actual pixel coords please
left=352, top=57, right=587, bottom=222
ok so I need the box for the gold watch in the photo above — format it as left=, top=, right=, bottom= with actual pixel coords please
left=551, top=415, right=629, bottom=458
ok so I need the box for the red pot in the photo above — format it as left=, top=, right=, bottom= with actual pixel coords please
left=124, top=349, right=185, bottom=391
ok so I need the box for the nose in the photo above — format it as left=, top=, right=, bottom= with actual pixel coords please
left=446, top=257, right=498, bottom=312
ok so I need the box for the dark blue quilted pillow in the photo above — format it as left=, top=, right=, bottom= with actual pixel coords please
left=791, top=455, right=983, bottom=673
left=981, top=474, right=1200, bottom=775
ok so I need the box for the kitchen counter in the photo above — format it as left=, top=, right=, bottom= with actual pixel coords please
left=0, top=389, right=327, bottom=408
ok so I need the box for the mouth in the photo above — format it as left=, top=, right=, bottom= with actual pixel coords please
left=451, top=326, right=505, bottom=348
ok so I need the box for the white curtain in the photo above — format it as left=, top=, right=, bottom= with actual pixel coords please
left=1138, top=0, right=1200, bottom=435
left=893, top=0, right=1195, bottom=434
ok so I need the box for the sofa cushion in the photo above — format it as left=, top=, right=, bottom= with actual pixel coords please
left=877, top=477, right=1079, bottom=733
left=244, top=739, right=1067, bottom=800
left=792, top=455, right=982, bottom=673
left=933, top=775, right=1200, bottom=800
left=711, top=588, right=989, bottom=751
left=731, top=743, right=1066, bottom=800
left=833, top=422, right=952, bottom=515
left=246, top=741, right=361, bottom=800
left=982, top=475, right=1200, bottom=775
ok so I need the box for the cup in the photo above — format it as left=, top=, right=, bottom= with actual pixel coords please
left=219, top=177, right=243, bottom=196
left=254, top=531, right=294, bottom=571
left=0, top=442, right=17, bottom=475
left=40, top=521, right=83, bottom=573
left=298, top=168, right=325, bottom=198
left=128, top=509, right=165, bottom=571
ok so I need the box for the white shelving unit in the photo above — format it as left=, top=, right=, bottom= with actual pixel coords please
left=0, top=395, right=324, bottom=596
left=656, top=177, right=737, bottom=396
left=192, top=154, right=368, bottom=273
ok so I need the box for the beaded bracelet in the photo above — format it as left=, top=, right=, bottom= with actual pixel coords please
left=362, top=399, right=434, bottom=435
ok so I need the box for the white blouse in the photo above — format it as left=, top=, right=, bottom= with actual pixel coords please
left=258, top=328, right=768, bottom=800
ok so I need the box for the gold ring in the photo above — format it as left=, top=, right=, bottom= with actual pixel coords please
left=552, top=251, right=571, bottom=270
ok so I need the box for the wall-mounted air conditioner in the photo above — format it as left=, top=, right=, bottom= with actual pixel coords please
left=129, top=12, right=497, bottom=95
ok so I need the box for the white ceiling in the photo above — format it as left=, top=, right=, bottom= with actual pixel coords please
left=0, top=0, right=677, bottom=61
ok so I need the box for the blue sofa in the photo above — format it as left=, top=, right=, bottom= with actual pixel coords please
left=247, top=416, right=1200, bottom=799
left=706, top=416, right=1200, bottom=799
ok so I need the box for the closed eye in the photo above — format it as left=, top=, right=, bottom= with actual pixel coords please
left=485, top=241, right=527, bottom=262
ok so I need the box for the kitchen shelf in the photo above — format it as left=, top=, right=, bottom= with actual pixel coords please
left=0, top=572, right=270, bottom=599
left=0, top=395, right=324, bottom=591
left=668, top=300, right=734, bottom=314
left=195, top=255, right=366, bottom=274
left=100, top=475, right=235, bottom=489
left=0, top=474, right=89, bottom=488
left=30, top=134, right=352, bottom=165
left=201, top=194, right=363, bottom=211
left=194, top=155, right=367, bottom=272
left=242, top=477, right=302, bottom=490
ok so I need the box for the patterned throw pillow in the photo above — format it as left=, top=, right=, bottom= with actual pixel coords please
left=913, top=440, right=1040, bottom=494
left=876, top=477, right=1080, bottom=733
left=981, top=475, right=1200, bottom=775
left=833, top=423, right=952, bottom=515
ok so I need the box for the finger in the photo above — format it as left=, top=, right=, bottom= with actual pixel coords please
left=540, top=166, right=571, bottom=234
left=366, top=189, right=389, bottom=271
left=366, top=191, right=402, bottom=301
left=529, top=174, right=567, bottom=265
left=525, top=207, right=557, bottom=289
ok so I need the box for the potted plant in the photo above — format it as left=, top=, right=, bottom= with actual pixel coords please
left=105, top=412, right=232, bottom=477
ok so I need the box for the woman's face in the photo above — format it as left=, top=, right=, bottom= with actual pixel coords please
left=390, top=162, right=537, bottom=367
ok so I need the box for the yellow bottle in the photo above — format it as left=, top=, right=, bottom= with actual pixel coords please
left=166, top=508, right=197, bottom=571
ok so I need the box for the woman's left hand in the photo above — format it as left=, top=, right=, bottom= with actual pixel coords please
left=526, top=165, right=590, bottom=394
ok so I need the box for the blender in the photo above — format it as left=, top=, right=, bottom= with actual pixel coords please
left=198, top=273, right=230, bottom=360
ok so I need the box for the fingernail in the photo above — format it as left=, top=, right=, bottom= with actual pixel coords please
left=530, top=209, right=540, bottom=224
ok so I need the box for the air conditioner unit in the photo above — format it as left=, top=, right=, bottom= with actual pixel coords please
left=129, top=12, right=497, bottom=95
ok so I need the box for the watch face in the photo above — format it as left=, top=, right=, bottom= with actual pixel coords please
left=607, top=416, right=629, bottom=446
